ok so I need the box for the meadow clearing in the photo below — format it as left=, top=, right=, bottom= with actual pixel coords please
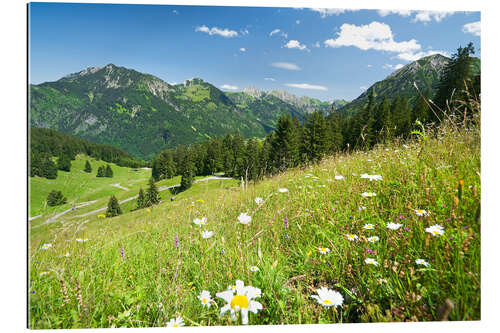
left=29, top=120, right=480, bottom=328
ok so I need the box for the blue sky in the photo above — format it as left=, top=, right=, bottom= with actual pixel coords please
left=29, top=3, right=480, bottom=101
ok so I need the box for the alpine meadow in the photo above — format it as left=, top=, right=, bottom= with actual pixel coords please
left=28, top=3, right=482, bottom=330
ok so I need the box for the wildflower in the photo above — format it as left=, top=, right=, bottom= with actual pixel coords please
left=202, top=230, right=214, bottom=239
left=285, top=233, right=290, bottom=239
left=97, top=214, right=106, bottom=219
left=221, top=248, right=225, bottom=255
left=360, top=174, right=383, bottom=181
left=238, top=213, right=252, bottom=225
left=63, top=252, right=70, bottom=257
left=40, top=243, right=52, bottom=250
left=334, top=175, right=344, bottom=180
left=366, top=248, right=375, bottom=254
left=198, top=290, right=212, bottom=308
left=415, top=209, right=428, bottom=216
left=174, top=234, right=179, bottom=248
left=365, top=258, right=379, bottom=266
left=415, top=259, right=430, bottom=267
left=311, top=287, right=344, bottom=308
left=361, top=192, right=377, bottom=197
left=255, top=197, right=264, bottom=205
left=193, top=217, right=207, bottom=226
left=404, top=227, right=410, bottom=231
left=306, top=250, right=312, bottom=256
left=367, top=236, right=379, bottom=243
left=278, top=188, right=288, bottom=193
left=75, top=238, right=88, bottom=242
left=250, top=266, right=259, bottom=272
left=386, top=223, right=403, bottom=230
left=425, top=224, right=445, bottom=237
left=120, top=247, right=125, bottom=259
left=377, top=278, right=388, bottom=284
left=359, top=206, right=367, bottom=211
left=216, top=280, right=263, bottom=325
left=283, top=215, right=289, bottom=228
left=40, top=272, right=49, bottom=276
left=363, top=224, right=375, bottom=230
left=346, top=234, right=358, bottom=241
left=166, top=316, right=184, bottom=327
left=318, top=247, right=330, bottom=254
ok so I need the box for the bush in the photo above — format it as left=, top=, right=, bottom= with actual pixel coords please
left=106, top=195, right=122, bottom=217
left=47, top=190, right=67, bottom=206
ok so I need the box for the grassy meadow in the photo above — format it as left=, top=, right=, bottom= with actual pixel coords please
left=28, top=122, right=480, bottom=328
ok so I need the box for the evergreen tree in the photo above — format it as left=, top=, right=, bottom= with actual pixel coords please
left=106, top=195, right=122, bottom=217
left=302, top=111, right=329, bottom=163
left=96, top=166, right=105, bottom=177
left=136, top=188, right=145, bottom=210
left=47, top=190, right=67, bottom=206
left=105, top=164, right=113, bottom=178
left=145, top=178, right=160, bottom=206
left=327, top=113, right=343, bottom=153
left=270, top=114, right=300, bottom=172
left=42, top=157, right=58, bottom=179
left=57, top=154, right=71, bottom=172
left=84, top=160, right=92, bottom=173
left=179, top=150, right=194, bottom=191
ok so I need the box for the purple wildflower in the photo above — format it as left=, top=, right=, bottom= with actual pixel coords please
left=173, top=273, right=178, bottom=279
left=31, top=290, right=35, bottom=294
left=174, top=234, right=179, bottom=248
left=120, top=246, right=125, bottom=259
left=284, top=215, right=289, bottom=228
left=331, top=207, right=335, bottom=213
left=404, top=227, right=410, bottom=231
left=221, top=248, right=225, bottom=255
left=366, top=248, right=375, bottom=254
left=446, top=218, right=451, bottom=222
left=349, top=216, right=352, bottom=220
left=285, top=233, right=290, bottom=239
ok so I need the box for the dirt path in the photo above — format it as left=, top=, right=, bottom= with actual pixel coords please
left=31, top=200, right=98, bottom=228
left=111, top=183, right=130, bottom=191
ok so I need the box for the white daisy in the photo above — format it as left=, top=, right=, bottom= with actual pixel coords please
left=198, top=290, right=212, bottom=308
left=40, top=243, right=52, bottom=250
left=250, top=266, right=259, bottom=272
left=386, top=223, right=403, bottom=230
left=278, top=188, right=289, bottom=193
left=415, top=209, right=428, bottom=216
left=361, top=192, right=377, bottom=197
left=238, top=213, right=252, bottom=225
left=363, top=224, right=375, bottom=230
left=365, top=258, right=379, bottom=266
left=318, top=247, right=330, bottom=254
left=359, top=206, right=367, bottom=211
left=254, top=197, right=264, bottom=205
left=425, top=224, right=444, bottom=237
left=75, top=238, right=88, bottom=242
left=360, top=174, right=383, bottom=181
left=335, top=175, right=345, bottom=180
left=63, top=252, right=70, bottom=257
left=166, top=316, right=184, bottom=327
left=201, top=230, right=214, bottom=239
left=346, top=234, right=358, bottom=241
left=311, top=287, right=344, bottom=308
left=193, top=217, right=207, bottom=226
left=367, top=236, right=379, bottom=243
left=216, top=280, right=263, bottom=325
left=415, top=259, right=430, bottom=267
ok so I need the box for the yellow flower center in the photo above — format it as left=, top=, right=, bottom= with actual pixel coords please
left=320, top=248, right=326, bottom=252
left=323, top=299, right=332, bottom=305
left=230, top=295, right=249, bottom=309
left=173, top=324, right=178, bottom=327
left=417, top=210, right=423, bottom=214
left=432, top=230, right=439, bottom=235
left=202, top=298, right=207, bottom=303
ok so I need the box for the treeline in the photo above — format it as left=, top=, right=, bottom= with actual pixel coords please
left=152, top=42, right=480, bottom=185
left=30, top=128, right=148, bottom=179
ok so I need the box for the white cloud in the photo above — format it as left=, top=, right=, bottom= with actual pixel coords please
left=310, top=8, right=358, bottom=18
left=367, top=64, right=373, bottom=68
left=239, top=47, right=246, bottom=52
left=270, top=29, right=280, bottom=36
left=281, top=32, right=288, bottom=38
left=324, top=21, right=420, bottom=53
left=285, top=83, right=328, bottom=91
left=271, top=62, right=301, bottom=71
left=312, top=41, right=321, bottom=48
left=195, top=25, right=238, bottom=38
left=463, top=21, right=480, bottom=36
left=396, top=50, right=449, bottom=61
left=296, top=20, right=301, bottom=24
left=220, top=84, right=239, bottom=90
left=241, top=29, right=249, bottom=35
left=377, top=9, right=412, bottom=17
left=172, top=10, right=179, bottom=15
left=264, top=77, right=276, bottom=81
left=394, top=64, right=404, bottom=70
left=413, top=11, right=453, bottom=23
left=284, top=40, right=308, bottom=51
left=360, top=86, right=368, bottom=90
left=383, top=63, right=405, bottom=70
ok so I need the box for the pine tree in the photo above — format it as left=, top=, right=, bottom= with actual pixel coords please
left=136, top=188, right=145, bottom=210
left=96, top=166, right=105, bottom=177
left=328, top=113, right=343, bottom=153
left=270, top=114, right=300, bottom=172
left=105, top=164, right=113, bottom=178
left=145, top=178, right=160, bottom=206
left=84, top=160, right=92, bottom=173
left=57, top=154, right=71, bottom=172
left=302, top=111, right=329, bottom=163
left=47, top=190, right=67, bottom=206
left=179, top=151, right=194, bottom=192
left=106, top=195, right=122, bottom=217
left=42, top=156, right=58, bottom=179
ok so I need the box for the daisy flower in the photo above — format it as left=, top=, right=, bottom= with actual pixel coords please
left=278, top=188, right=289, bottom=193
left=415, top=209, right=428, bottom=216
left=63, top=252, right=70, bottom=257
left=254, top=197, right=264, bottom=205
left=361, top=192, right=377, bottom=197
left=216, top=280, right=263, bottom=325
left=359, top=206, right=367, bottom=211
left=318, top=247, right=330, bottom=254
left=75, top=238, right=88, bottom=242
left=346, top=234, right=358, bottom=241
left=201, top=230, right=214, bottom=239
left=365, top=258, right=379, bottom=266
left=238, top=213, right=252, bottom=225
left=363, top=224, right=375, bottom=230
left=198, top=290, right=212, bottom=308
left=40, top=243, right=52, bottom=250
left=415, top=259, right=430, bottom=267
left=360, top=174, right=383, bottom=181
left=386, top=223, right=403, bottom=230
left=250, top=266, right=259, bottom=272
left=367, top=236, right=379, bottom=243
left=166, top=316, right=184, bottom=327
left=193, top=217, right=207, bottom=226
left=311, top=287, right=344, bottom=308
left=334, top=175, right=344, bottom=180
left=425, top=224, right=445, bottom=237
